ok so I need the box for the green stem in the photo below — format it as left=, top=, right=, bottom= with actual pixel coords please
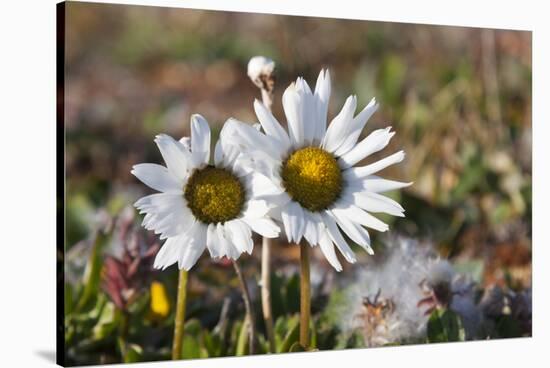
left=172, top=269, right=188, bottom=360
left=299, top=242, right=310, bottom=348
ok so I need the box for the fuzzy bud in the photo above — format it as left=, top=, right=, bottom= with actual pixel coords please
left=247, top=56, right=275, bottom=97
left=247, top=56, right=275, bottom=91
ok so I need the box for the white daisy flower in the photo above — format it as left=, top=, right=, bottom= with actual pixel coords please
left=226, top=69, right=411, bottom=271
left=131, top=115, right=281, bottom=271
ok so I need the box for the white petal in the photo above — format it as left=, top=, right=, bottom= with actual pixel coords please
left=339, top=127, right=395, bottom=169
left=131, top=163, right=182, bottom=194
left=321, top=211, right=356, bottom=263
left=154, top=236, right=181, bottom=270
left=350, top=175, right=413, bottom=193
left=280, top=204, right=293, bottom=243
left=245, top=172, right=284, bottom=199
left=362, top=191, right=404, bottom=211
left=313, top=69, right=331, bottom=143
left=190, top=114, right=211, bottom=166
left=333, top=201, right=388, bottom=232
left=349, top=192, right=405, bottom=217
left=277, top=201, right=304, bottom=243
left=153, top=221, right=201, bottom=270
left=243, top=199, right=270, bottom=219
left=224, top=118, right=282, bottom=160
left=216, top=121, right=245, bottom=167
left=179, top=137, right=191, bottom=151
left=206, top=224, right=222, bottom=258
left=220, top=119, right=286, bottom=177
left=149, top=213, right=187, bottom=240
left=154, top=134, right=193, bottom=181
left=230, top=154, right=256, bottom=177
left=255, top=191, right=292, bottom=208
left=236, top=149, right=282, bottom=180
left=321, top=95, right=357, bottom=153
left=281, top=201, right=305, bottom=243
left=225, top=219, right=253, bottom=254
left=134, top=193, right=177, bottom=212
left=282, top=84, right=305, bottom=148
left=295, top=77, right=316, bottom=146
left=254, top=99, right=290, bottom=151
left=218, top=141, right=240, bottom=169
left=217, top=223, right=240, bottom=260
left=213, top=139, right=225, bottom=167
left=302, top=210, right=321, bottom=246
left=241, top=217, right=280, bottom=238
left=343, top=151, right=405, bottom=180
left=318, top=230, right=342, bottom=271
left=178, top=223, right=207, bottom=270
left=334, top=98, right=378, bottom=157
left=328, top=209, right=373, bottom=253
left=134, top=193, right=194, bottom=239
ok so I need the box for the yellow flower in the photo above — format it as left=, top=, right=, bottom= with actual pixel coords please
left=150, top=281, right=170, bottom=318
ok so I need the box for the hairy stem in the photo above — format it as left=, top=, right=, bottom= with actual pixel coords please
left=259, top=73, right=276, bottom=352
left=299, top=242, right=311, bottom=348
left=261, top=88, right=274, bottom=111
left=233, top=260, right=256, bottom=354
left=172, top=269, right=188, bottom=360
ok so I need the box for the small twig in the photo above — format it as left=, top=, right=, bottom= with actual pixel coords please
left=232, top=260, right=256, bottom=354
left=213, top=296, right=231, bottom=336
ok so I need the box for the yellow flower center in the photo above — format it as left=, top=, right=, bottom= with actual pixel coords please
left=281, top=146, right=343, bottom=212
left=184, top=166, right=245, bottom=224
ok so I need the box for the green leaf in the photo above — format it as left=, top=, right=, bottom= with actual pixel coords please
left=427, top=308, right=466, bottom=343
left=289, top=342, right=306, bottom=352
left=235, top=318, right=249, bottom=356
left=85, top=294, right=107, bottom=321
left=124, top=343, right=143, bottom=363
left=270, top=273, right=286, bottom=320
left=181, top=319, right=203, bottom=359
left=228, top=320, right=243, bottom=356
left=278, top=315, right=300, bottom=353
left=181, top=336, right=201, bottom=359
left=75, top=230, right=110, bottom=312
left=202, top=330, right=223, bottom=357
left=256, top=333, right=269, bottom=354
left=92, top=301, right=118, bottom=340
left=284, top=275, right=300, bottom=314
left=310, top=318, right=317, bottom=349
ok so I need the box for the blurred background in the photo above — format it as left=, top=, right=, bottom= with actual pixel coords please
left=62, top=2, right=531, bottom=365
